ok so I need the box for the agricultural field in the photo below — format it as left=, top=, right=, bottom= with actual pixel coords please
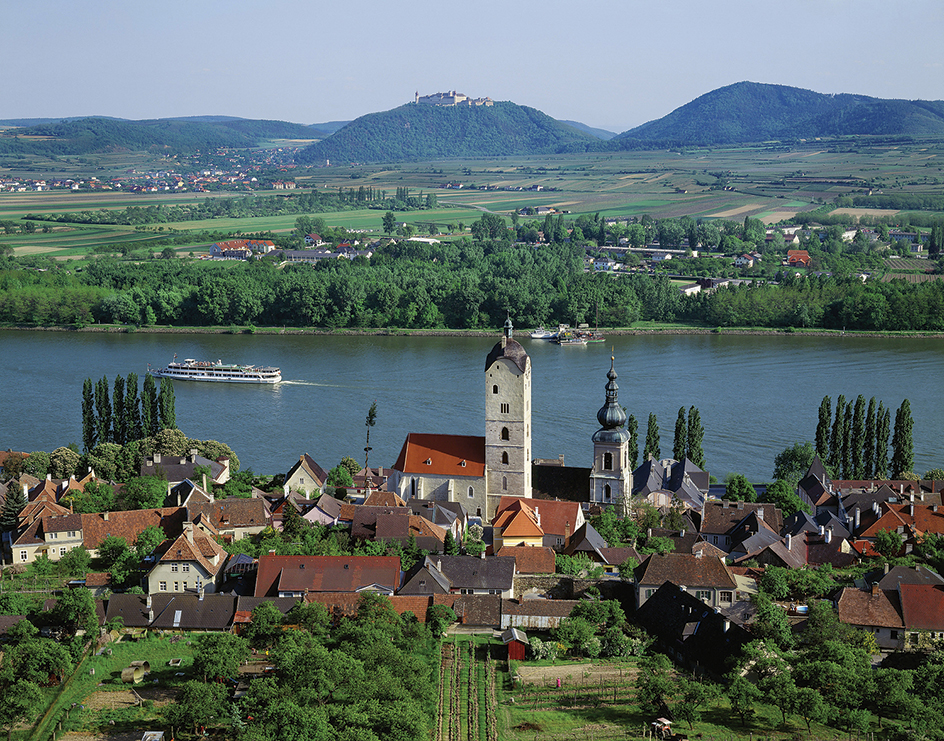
left=5, top=137, right=944, bottom=256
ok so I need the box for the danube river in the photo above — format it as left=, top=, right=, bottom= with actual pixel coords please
left=1, top=329, right=942, bottom=483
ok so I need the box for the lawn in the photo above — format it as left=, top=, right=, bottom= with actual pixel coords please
left=27, top=633, right=197, bottom=741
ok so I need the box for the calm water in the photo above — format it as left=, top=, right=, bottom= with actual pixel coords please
left=0, top=329, right=942, bottom=482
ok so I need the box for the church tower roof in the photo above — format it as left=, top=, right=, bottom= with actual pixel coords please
left=484, top=318, right=529, bottom=374
left=592, top=356, right=629, bottom=443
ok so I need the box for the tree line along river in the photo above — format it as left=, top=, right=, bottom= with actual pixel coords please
left=0, top=329, right=941, bottom=484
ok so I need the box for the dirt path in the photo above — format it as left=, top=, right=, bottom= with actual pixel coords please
left=515, top=661, right=638, bottom=685
left=81, top=687, right=176, bottom=711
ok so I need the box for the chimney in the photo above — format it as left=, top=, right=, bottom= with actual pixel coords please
left=436, top=559, right=442, bottom=572
left=154, top=453, right=161, bottom=464
left=785, top=533, right=792, bottom=550
left=22, top=484, right=27, bottom=497
left=737, top=500, right=744, bottom=510
left=825, top=528, right=832, bottom=544
left=202, top=473, right=208, bottom=492
left=819, top=524, right=825, bottom=535
left=103, top=511, right=109, bottom=521
left=909, top=504, right=914, bottom=517
left=680, top=529, right=686, bottom=538
left=647, top=528, right=652, bottom=539
left=934, top=505, right=939, bottom=513
left=910, top=493, right=915, bottom=503
left=146, top=594, right=153, bottom=622
left=46, top=473, right=51, bottom=480
left=185, top=522, right=194, bottom=544
left=871, top=583, right=880, bottom=596
left=723, top=619, right=730, bottom=633
left=855, top=507, right=861, bottom=529
left=884, top=562, right=890, bottom=574
left=565, top=520, right=571, bottom=542
left=757, top=507, right=764, bottom=520
left=534, top=507, right=540, bottom=527
left=695, top=548, right=703, bottom=559
left=480, top=550, right=486, bottom=560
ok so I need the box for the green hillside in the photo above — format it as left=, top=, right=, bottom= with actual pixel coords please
left=0, top=116, right=320, bottom=155
left=297, top=102, right=601, bottom=164
left=615, top=81, right=944, bottom=145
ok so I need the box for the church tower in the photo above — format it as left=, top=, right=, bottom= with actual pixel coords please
left=484, top=317, right=532, bottom=511
left=590, top=356, right=632, bottom=516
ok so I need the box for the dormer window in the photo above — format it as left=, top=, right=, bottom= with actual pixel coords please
left=425, top=458, right=432, bottom=466
left=460, top=460, right=467, bottom=467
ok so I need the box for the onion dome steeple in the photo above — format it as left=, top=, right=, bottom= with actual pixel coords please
left=592, top=356, right=629, bottom=443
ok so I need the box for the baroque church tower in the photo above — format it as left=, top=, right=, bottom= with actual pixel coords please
left=590, top=356, right=633, bottom=516
left=484, top=318, right=532, bottom=510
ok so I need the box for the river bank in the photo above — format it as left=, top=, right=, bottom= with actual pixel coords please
left=5, top=323, right=944, bottom=339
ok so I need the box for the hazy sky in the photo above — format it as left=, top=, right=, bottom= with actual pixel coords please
left=4, top=0, right=943, bottom=133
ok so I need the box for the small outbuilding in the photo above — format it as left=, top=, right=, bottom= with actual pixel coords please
left=501, top=627, right=528, bottom=661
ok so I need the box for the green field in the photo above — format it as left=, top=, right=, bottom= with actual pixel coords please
left=5, top=138, right=944, bottom=256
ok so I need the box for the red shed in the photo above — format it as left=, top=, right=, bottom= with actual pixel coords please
left=501, top=627, right=528, bottom=661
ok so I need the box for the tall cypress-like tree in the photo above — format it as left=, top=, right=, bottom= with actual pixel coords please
left=851, top=395, right=866, bottom=479
left=829, top=394, right=846, bottom=473
left=627, top=414, right=639, bottom=470
left=81, top=378, right=97, bottom=453
left=95, top=376, right=112, bottom=446
left=891, top=399, right=914, bottom=479
left=687, top=406, right=706, bottom=470
left=112, top=375, right=126, bottom=446
left=841, top=403, right=853, bottom=479
left=0, top=480, right=28, bottom=532
left=644, top=413, right=660, bottom=461
left=815, top=396, right=831, bottom=462
left=863, top=397, right=877, bottom=479
left=875, top=402, right=891, bottom=479
left=158, top=377, right=176, bottom=431
left=142, top=374, right=159, bottom=436
left=125, top=372, right=143, bottom=441
left=673, top=407, right=687, bottom=461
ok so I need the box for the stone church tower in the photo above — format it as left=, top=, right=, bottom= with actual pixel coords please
left=484, top=318, right=532, bottom=509
left=590, top=356, right=633, bottom=516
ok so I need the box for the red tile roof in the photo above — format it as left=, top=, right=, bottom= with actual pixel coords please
left=495, top=546, right=556, bottom=574
left=393, top=433, right=485, bottom=477
left=860, top=502, right=944, bottom=539
left=837, top=586, right=903, bottom=629
left=900, top=584, right=944, bottom=631
left=495, top=496, right=582, bottom=538
left=255, top=555, right=401, bottom=597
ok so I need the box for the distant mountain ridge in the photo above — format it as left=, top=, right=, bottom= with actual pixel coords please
left=616, top=81, right=944, bottom=144
left=296, top=102, right=599, bottom=164
left=0, top=116, right=323, bottom=155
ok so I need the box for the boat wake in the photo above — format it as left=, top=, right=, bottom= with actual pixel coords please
left=279, top=380, right=341, bottom=387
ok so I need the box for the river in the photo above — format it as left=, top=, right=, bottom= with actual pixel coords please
left=0, top=329, right=942, bottom=483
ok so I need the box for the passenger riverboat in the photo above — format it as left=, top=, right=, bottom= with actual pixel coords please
left=149, top=358, right=282, bottom=384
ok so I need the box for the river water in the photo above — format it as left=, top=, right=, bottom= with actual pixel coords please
left=0, top=329, right=941, bottom=483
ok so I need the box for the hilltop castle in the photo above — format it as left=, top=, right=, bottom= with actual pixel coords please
left=414, top=90, right=493, bottom=107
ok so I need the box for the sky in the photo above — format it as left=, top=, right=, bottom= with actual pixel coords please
left=4, top=0, right=944, bottom=133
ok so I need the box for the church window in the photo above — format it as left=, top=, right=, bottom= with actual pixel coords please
left=492, top=385, right=499, bottom=394
left=502, top=452, right=509, bottom=464
left=500, top=403, right=509, bottom=414
left=468, top=487, right=474, bottom=498
left=502, top=476, right=508, bottom=491
left=411, top=478, right=417, bottom=498
left=603, top=452, right=613, bottom=470
left=501, top=427, right=510, bottom=440
left=604, top=484, right=612, bottom=501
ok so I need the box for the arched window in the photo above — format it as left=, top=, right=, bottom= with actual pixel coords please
left=492, top=385, right=499, bottom=394
left=468, top=486, right=474, bottom=499
left=501, top=427, right=510, bottom=441
left=410, top=478, right=417, bottom=498
left=502, top=476, right=508, bottom=491
left=604, top=484, right=612, bottom=501
left=603, top=452, right=613, bottom=470
left=502, top=451, right=509, bottom=464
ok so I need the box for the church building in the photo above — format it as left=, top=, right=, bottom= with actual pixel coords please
left=589, top=356, right=633, bottom=514
left=389, top=318, right=532, bottom=520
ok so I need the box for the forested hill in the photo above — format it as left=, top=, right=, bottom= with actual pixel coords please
left=614, top=82, right=944, bottom=146
left=296, top=102, right=601, bottom=164
left=0, top=117, right=322, bottom=155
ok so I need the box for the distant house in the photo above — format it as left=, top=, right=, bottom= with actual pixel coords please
left=734, top=254, right=755, bottom=269
left=787, top=250, right=811, bottom=267
left=283, top=454, right=329, bottom=497
left=147, top=522, right=228, bottom=595
left=502, top=627, right=528, bottom=661
left=140, top=451, right=230, bottom=487
left=253, top=555, right=402, bottom=598
left=400, top=555, right=516, bottom=598
left=837, top=584, right=904, bottom=650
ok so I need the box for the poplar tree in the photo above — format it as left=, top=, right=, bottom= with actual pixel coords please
left=851, top=395, right=866, bottom=479
left=863, top=397, right=877, bottom=479
left=841, top=404, right=853, bottom=479
left=891, top=399, right=914, bottom=479
left=142, top=374, right=158, bottom=436
left=112, top=375, right=126, bottom=446
left=158, top=377, right=176, bottom=431
left=95, top=377, right=112, bottom=445
left=125, top=372, right=143, bottom=441
left=829, top=394, right=846, bottom=473
left=644, top=413, right=660, bottom=461
left=81, top=378, right=96, bottom=453
left=673, top=407, right=687, bottom=461
left=815, top=396, right=831, bottom=461
left=875, top=402, right=891, bottom=479
left=627, top=414, right=639, bottom=469
left=687, top=406, right=706, bottom=470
